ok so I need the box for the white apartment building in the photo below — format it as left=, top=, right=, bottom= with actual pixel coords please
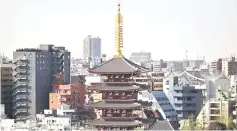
left=197, top=99, right=235, bottom=128
left=40, top=116, right=71, bottom=131
left=150, top=59, right=167, bottom=72
left=0, top=119, right=15, bottom=130
left=85, top=75, right=105, bottom=86
left=129, top=51, right=151, bottom=63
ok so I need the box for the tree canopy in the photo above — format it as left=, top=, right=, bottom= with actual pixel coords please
left=207, top=122, right=227, bottom=130
left=181, top=114, right=202, bottom=130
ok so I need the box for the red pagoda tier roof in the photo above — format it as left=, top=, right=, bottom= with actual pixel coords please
left=104, top=99, right=137, bottom=102
left=87, top=83, right=140, bottom=91
left=102, top=117, right=138, bottom=121
left=89, top=100, right=141, bottom=109
left=87, top=119, right=142, bottom=127
left=89, top=57, right=149, bottom=74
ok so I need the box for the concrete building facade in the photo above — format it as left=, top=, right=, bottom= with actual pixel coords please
left=0, top=62, right=13, bottom=118
left=49, top=84, right=85, bottom=110
left=222, top=57, right=237, bottom=76
left=12, top=44, right=70, bottom=121
left=163, top=74, right=202, bottom=119
left=197, top=99, right=235, bottom=128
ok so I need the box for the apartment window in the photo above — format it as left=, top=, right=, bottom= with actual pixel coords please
left=29, top=54, right=32, bottom=58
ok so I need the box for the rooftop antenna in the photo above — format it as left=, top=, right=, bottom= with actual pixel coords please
left=115, top=2, right=124, bottom=58
left=185, top=50, right=188, bottom=60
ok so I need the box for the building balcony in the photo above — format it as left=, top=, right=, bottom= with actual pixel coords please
left=13, top=70, right=27, bottom=76
left=57, top=52, right=64, bottom=58
left=14, top=109, right=28, bottom=116
left=16, top=116, right=28, bottom=121
left=16, top=63, right=27, bottom=67
left=173, top=101, right=195, bottom=104
left=12, top=89, right=28, bottom=96
left=13, top=95, right=29, bottom=102
left=233, top=119, right=236, bottom=124
left=175, top=106, right=196, bottom=111
left=13, top=102, right=28, bottom=109
left=13, top=57, right=27, bottom=64
left=233, top=110, right=236, bottom=115
left=13, top=82, right=28, bottom=89
left=58, top=59, right=64, bottom=64
left=172, top=93, right=198, bottom=97
left=13, top=76, right=27, bottom=82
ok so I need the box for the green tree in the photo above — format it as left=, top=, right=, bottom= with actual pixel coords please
left=181, top=114, right=202, bottom=130
left=227, top=115, right=235, bottom=130
left=207, top=122, right=227, bottom=130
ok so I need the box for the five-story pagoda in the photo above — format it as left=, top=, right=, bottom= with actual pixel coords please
left=86, top=3, right=150, bottom=131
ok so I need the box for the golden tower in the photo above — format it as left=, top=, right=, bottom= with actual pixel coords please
left=115, top=3, right=124, bottom=58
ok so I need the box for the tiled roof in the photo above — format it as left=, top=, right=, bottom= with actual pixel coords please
left=87, top=84, right=140, bottom=91
left=89, top=57, right=149, bottom=74
left=148, top=120, right=174, bottom=130
left=87, top=119, right=142, bottom=126
left=89, top=101, right=141, bottom=109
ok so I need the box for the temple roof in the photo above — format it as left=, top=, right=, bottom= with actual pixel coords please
left=87, top=84, right=140, bottom=91
left=89, top=101, right=141, bottom=109
left=89, top=57, right=149, bottom=74
left=87, top=119, right=142, bottom=127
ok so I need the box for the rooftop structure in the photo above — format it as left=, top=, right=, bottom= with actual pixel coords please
left=86, top=3, right=151, bottom=130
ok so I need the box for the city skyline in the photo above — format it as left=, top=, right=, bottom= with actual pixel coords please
left=1, top=0, right=237, bottom=61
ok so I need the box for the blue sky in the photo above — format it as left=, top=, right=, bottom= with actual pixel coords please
left=0, top=0, right=237, bottom=61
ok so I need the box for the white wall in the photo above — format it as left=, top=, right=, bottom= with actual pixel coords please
left=85, top=76, right=105, bottom=86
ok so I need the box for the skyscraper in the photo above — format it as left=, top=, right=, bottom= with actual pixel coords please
left=12, top=44, right=70, bottom=121
left=83, top=35, right=101, bottom=59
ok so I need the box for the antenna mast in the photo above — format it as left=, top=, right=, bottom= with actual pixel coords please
left=115, top=3, right=124, bottom=58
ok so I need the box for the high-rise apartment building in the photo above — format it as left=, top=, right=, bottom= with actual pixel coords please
left=0, top=62, right=13, bottom=118
left=163, top=74, right=202, bottom=119
left=129, top=51, right=151, bottom=64
left=211, top=58, right=222, bottom=73
left=12, top=44, right=70, bottom=121
left=83, top=35, right=101, bottom=59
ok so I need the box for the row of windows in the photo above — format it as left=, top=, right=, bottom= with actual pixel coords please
left=155, top=97, right=168, bottom=101
left=29, top=53, right=70, bottom=58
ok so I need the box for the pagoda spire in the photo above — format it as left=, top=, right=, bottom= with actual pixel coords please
left=115, top=3, right=124, bottom=58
